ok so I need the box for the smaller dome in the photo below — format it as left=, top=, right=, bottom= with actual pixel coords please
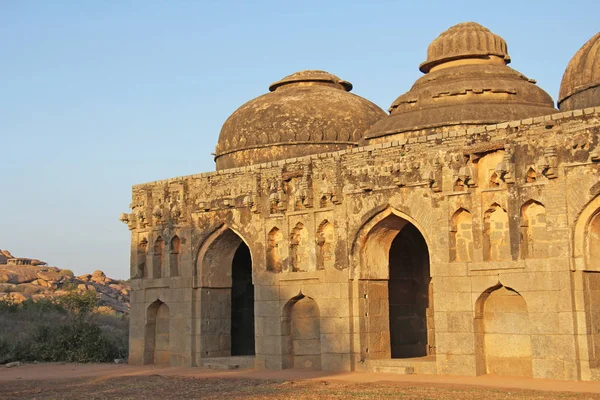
left=419, top=22, right=511, bottom=73
left=215, top=70, right=386, bottom=170
left=558, top=32, right=600, bottom=111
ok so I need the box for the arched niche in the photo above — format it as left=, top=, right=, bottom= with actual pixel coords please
left=520, top=200, right=548, bottom=259
left=474, top=285, right=532, bottom=377
left=267, top=227, right=284, bottom=273
left=526, top=167, right=537, bottom=183
left=170, top=235, right=180, bottom=277
left=282, top=294, right=321, bottom=370
left=483, top=204, right=510, bottom=261
left=144, top=300, right=170, bottom=365
left=316, top=220, right=335, bottom=270
left=153, top=236, right=165, bottom=279
left=195, top=226, right=255, bottom=357
left=290, top=222, right=309, bottom=272
left=475, top=151, right=504, bottom=189
left=136, top=237, right=148, bottom=279
left=450, top=208, right=474, bottom=262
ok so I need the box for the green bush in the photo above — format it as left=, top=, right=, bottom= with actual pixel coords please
left=57, top=290, right=97, bottom=316
left=0, top=292, right=128, bottom=364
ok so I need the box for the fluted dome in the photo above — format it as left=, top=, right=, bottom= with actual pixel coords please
left=215, top=70, right=386, bottom=170
left=420, top=22, right=511, bottom=73
left=366, top=22, right=556, bottom=141
left=559, top=32, right=600, bottom=111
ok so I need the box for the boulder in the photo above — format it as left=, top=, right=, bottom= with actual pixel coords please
left=0, top=266, right=39, bottom=284
left=18, top=283, right=45, bottom=295
left=0, top=283, right=16, bottom=293
left=5, top=361, right=22, bottom=368
left=36, top=270, right=63, bottom=282
left=9, top=292, right=28, bottom=302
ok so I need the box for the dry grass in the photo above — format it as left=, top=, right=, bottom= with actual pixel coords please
left=1, top=375, right=598, bottom=400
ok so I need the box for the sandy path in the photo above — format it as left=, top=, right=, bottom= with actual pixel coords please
left=2, top=363, right=600, bottom=395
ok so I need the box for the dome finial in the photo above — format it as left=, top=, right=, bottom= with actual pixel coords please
left=419, top=22, right=511, bottom=73
left=268, top=70, right=353, bottom=92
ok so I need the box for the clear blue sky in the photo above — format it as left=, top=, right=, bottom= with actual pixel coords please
left=1, top=1, right=597, bottom=279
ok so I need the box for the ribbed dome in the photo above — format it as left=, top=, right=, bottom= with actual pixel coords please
left=558, top=32, right=600, bottom=111
left=420, top=22, right=510, bottom=73
left=215, top=70, right=386, bottom=170
left=366, top=23, right=556, bottom=140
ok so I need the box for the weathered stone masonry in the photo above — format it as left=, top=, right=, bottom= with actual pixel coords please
left=122, top=23, right=600, bottom=380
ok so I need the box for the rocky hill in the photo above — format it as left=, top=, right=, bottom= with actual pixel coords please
left=0, top=250, right=130, bottom=314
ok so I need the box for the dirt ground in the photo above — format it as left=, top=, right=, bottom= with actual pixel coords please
left=2, top=364, right=600, bottom=400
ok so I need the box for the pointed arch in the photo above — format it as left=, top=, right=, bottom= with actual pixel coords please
left=350, top=206, right=433, bottom=361
left=450, top=208, right=474, bottom=262
left=195, top=225, right=255, bottom=357
left=573, top=195, right=600, bottom=368
left=290, top=222, right=309, bottom=272
left=170, top=235, right=180, bottom=277
left=483, top=204, right=510, bottom=261
left=144, top=300, right=170, bottom=365
left=316, top=220, right=335, bottom=270
left=520, top=200, right=548, bottom=259
left=153, top=236, right=165, bottom=278
left=136, top=237, right=148, bottom=279
left=454, top=178, right=466, bottom=191
left=474, top=285, right=532, bottom=377
left=573, top=194, right=600, bottom=271
left=282, top=294, right=321, bottom=370
left=526, top=167, right=537, bottom=183
left=489, top=171, right=500, bottom=188
left=267, top=226, right=284, bottom=273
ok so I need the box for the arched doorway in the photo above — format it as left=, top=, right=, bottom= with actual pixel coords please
left=357, top=210, right=433, bottom=360
left=231, top=242, right=255, bottom=355
left=144, top=300, right=170, bottom=365
left=388, top=224, right=431, bottom=358
left=196, top=227, right=255, bottom=358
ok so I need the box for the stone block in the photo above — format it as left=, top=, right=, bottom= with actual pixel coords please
left=255, top=300, right=281, bottom=317
left=320, top=317, right=351, bottom=334
left=531, top=334, right=576, bottom=360
left=263, top=316, right=282, bottom=336
left=293, top=338, right=322, bottom=355
left=435, top=276, right=472, bottom=292
left=532, top=358, right=566, bottom=380
left=320, top=333, right=350, bottom=353
left=436, top=332, right=475, bottom=355
left=262, top=335, right=282, bottom=355
left=434, top=291, right=473, bottom=312
left=528, top=312, right=560, bottom=335
left=443, top=354, right=477, bottom=376
left=446, top=311, right=474, bottom=333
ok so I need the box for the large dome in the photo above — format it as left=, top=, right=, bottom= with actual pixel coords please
left=214, top=70, right=386, bottom=170
left=559, top=32, right=600, bottom=111
left=366, top=22, right=556, bottom=141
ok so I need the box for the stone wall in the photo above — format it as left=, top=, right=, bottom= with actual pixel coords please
left=123, top=107, right=600, bottom=380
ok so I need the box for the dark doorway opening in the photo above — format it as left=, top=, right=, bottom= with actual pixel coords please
left=231, top=242, right=255, bottom=356
left=388, top=223, right=431, bottom=358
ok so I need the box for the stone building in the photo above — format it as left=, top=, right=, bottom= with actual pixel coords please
left=121, top=23, right=600, bottom=380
